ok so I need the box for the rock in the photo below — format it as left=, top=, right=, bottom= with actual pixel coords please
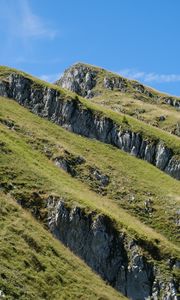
left=55, top=64, right=97, bottom=98
left=152, top=280, right=178, bottom=300
left=0, top=73, right=179, bottom=180
left=159, top=115, right=166, bottom=121
left=163, top=97, right=180, bottom=109
left=56, top=63, right=180, bottom=109
left=104, top=76, right=128, bottom=92
left=126, top=248, right=153, bottom=299
left=90, top=168, right=109, bottom=186
left=54, top=157, right=75, bottom=176
left=165, top=157, right=180, bottom=180
left=131, top=82, right=154, bottom=98
left=0, top=290, right=5, bottom=298
left=54, top=153, right=85, bottom=177
left=144, top=199, right=153, bottom=214
left=155, top=143, right=172, bottom=170
left=174, top=122, right=180, bottom=137
left=47, top=199, right=178, bottom=300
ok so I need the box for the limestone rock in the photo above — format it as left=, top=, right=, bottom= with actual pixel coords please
left=56, top=64, right=97, bottom=98
left=0, top=73, right=179, bottom=180
left=47, top=199, right=179, bottom=300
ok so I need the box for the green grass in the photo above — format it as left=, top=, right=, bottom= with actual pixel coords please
left=0, top=192, right=125, bottom=300
left=91, top=90, right=180, bottom=137
left=68, top=62, right=180, bottom=99
left=0, top=65, right=180, bottom=155
left=0, top=64, right=180, bottom=288
left=58, top=62, right=180, bottom=137
left=0, top=97, right=179, bottom=267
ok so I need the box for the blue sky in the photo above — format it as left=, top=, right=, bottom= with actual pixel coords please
left=1, top=0, right=180, bottom=96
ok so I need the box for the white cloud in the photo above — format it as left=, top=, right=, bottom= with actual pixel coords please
left=19, top=0, right=57, bottom=39
left=1, top=0, right=57, bottom=40
left=118, top=69, right=180, bottom=83
left=39, top=73, right=62, bottom=83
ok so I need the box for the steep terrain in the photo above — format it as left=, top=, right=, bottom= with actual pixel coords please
left=0, top=65, right=180, bottom=299
left=0, top=66, right=180, bottom=180
left=56, top=63, right=180, bottom=137
left=0, top=192, right=124, bottom=300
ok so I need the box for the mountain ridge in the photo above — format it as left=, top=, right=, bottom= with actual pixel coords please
left=0, top=64, right=179, bottom=299
left=56, top=62, right=180, bottom=105
left=56, top=63, right=180, bottom=138
left=0, top=66, right=179, bottom=180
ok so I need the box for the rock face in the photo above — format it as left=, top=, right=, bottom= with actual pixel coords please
left=47, top=198, right=179, bottom=300
left=56, top=64, right=97, bottom=98
left=0, top=73, right=179, bottom=180
left=104, top=76, right=128, bottom=92
left=56, top=63, right=180, bottom=109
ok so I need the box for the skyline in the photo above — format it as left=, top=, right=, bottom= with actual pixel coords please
left=1, top=0, right=180, bottom=96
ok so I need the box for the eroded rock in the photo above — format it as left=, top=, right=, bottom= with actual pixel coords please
left=47, top=198, right=179, bottom=300
left=0, top=73, right=179, bottom=180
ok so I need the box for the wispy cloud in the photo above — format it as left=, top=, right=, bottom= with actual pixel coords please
left=19, top=0, right=57, bottom=39
left=118, top=69, right=180, bottom=83
left=1, top=0, right=57, bottom=40
left=39, top=73, right=62, bottom=83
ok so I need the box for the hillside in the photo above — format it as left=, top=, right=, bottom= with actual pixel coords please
left=56, top=62, right=180, bottom=137
left=0, top=192, right=125, bottom=300
left=0, top=65, right=180, bottom=299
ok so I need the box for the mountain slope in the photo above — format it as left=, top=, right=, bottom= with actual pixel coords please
left=56, top=62, right=180, bottom=137
left=0, top=65, right=179, bottom=299
left=0, top=192, right=125, bottom=300
left=0, top=96, right=179, bottom=299
left=0, top=96, right=179, bottom=246
left=0, top=66, right=180, bottom=181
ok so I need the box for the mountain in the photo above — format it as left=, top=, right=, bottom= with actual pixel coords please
left=0, top=192, right=125, bottom=300
left=0, top=65, right=179, bottom=299
left=55, top=62, right=180, bottom=137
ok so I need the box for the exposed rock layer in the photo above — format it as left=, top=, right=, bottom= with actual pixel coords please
left=0, top=73, right=179, bottom=179
left=56, top=63, right=180, bottom=109
left=47, top=198, right=179, bottom=300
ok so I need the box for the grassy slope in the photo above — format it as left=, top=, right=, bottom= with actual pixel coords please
left=60, top=63, right=180, bottom=137
left=0, top=192, right=125, bottom=300
left=0, top=65, right=180, bottom=155
left=92, top=91, right=180, bottom=137
left=0, top=97, right=179, bottom=266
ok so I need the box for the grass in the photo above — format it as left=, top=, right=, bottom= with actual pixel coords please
left=0, top=192, right=125, bottom=300
left=68, top=62, right=180, bottom=99
left=92, top=90, right=180, bottom=137
left=0, top=97, right=179, bottom=267
left=0, top=65, right=180, bottom=155
left=58, top=62, right=180, bottom=138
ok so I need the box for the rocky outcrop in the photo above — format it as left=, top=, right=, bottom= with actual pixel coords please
left=54, top=154, right=85, bottom=177
left=56, top=64, right=97, bottom=98
left=0, top=73, right=179, bottom=180
left=56, top=63, right=180, bottom=109
left=104, top=76, right=128, bottom=92
left=47, top=198, right=179, bottom=300
left=162, top=97, right=180, bottom=109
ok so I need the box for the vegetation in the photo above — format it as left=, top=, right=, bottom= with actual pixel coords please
left=0, top=65, right=180, bottom=154
left=0, top=64, right=180, bottom=296
left=0, top=192, right=125, bottom=300
left=0, top=97, right=179, bottom=261
left=60, top=62, right=180, bottom=138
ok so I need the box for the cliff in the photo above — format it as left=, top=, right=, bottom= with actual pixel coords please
left=48, top=198, right=179, bottom=300
left=0, top=92, right=179, bottom=299
left=0, top=66, right=179, bottom=299
left=56, top=63, right=180, bottom=137
left=0, top=70, right=179, bottom=180
left=56, top=63, right=180, bottom=109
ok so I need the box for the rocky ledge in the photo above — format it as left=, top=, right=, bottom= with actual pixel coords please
left=0, top=73, right=179, bottom=180
left=47, top=197, right=179, bottom=300
left=56, top=63, right=180, bottom=109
